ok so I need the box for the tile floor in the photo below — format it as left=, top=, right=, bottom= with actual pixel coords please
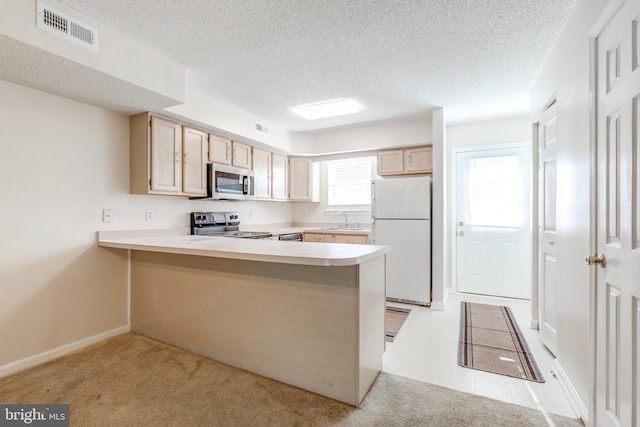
left=382, top=293, right=577, bottom=419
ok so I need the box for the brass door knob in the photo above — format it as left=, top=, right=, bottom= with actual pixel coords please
left=585, top=253, right=606, bottom=267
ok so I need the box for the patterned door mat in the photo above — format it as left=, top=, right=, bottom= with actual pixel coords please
left=458, top=302, right=544, bottom=382
left=386, top=306, right=411, bottom=342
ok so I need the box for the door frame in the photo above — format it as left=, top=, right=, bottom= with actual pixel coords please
left=531, top=122, right=539, bottom=330
left=450, top=141, right=533, bottom=298
left=588, top=0, right=627, bottom=424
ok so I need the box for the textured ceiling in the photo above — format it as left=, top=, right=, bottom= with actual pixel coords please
left=0, top=35, right=181, bottom=115
left=58, top=0, right=575, bottom=132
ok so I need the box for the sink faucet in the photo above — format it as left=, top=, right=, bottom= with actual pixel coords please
left=335, top=211, right=349, bottom=227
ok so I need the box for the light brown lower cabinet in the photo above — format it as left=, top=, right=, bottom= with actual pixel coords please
left=303, top=232, right=369, bottom=244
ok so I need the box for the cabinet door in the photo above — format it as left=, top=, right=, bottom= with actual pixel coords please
left=253, top=147, right=271, bottom=199
left=271, top=154, right=289, bottom=200
left=377, top=149, right=404, bottom=175
left=289, top=157, right=315, bottom=201
left=182, top=127, right=208, bottom=196
left=405, top=146, right=433, bottom=173
left=209, top=134, right=231, bottom=165
left=334, top=234, right=369, bottom=244
left=150, top=117, right=182, bottom=194
left=232, top=141, right=253, bottom=169
left=303, top=233, right=333, bottom=243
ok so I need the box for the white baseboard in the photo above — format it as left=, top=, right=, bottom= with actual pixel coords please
left=430, top=301, right=446, bottom=310
left=0, top=325, right=130, bottom=379
left=552, top=358, right=588, bottom=424
left=529, top=319, right=539, bottom=329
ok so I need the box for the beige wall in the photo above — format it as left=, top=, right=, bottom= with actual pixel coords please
left=531, top=0, right=609, bottom=419
left=290, top=116, right=432, bottom=155
left=447, top=116, right=531, bottom=148
left=0, top=80, right=130, bottom=366
left=291, top=116, right=433, bottom=227
left=0, top=79, right=292, bottom=370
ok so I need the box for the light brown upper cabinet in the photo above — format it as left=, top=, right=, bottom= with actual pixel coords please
left=181, top=127, right=208, bottom=196
left=377, top=145, right=432, bottom=176
left=289, top=157, right=319, bottom=202
left=232, top=141, right=253, bottom=170
left=209, top=134, right=232, bottom=165
left=377, top=149, right=404, bottom=175
left=130, top=113, right=207, bottom=197
left=271, top=153, right=288, bottom=200
left=253, top=147, right=272, bottom=199
left=253, top=148, right=288, bottom=201
left=210, top=134, right=252, bottom=170
left=404, top=146, right=433, bottom=173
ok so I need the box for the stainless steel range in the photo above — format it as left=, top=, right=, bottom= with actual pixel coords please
left=190, top=212, right=272, bottom=239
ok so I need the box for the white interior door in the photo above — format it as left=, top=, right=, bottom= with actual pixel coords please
left=538, top=103, right=559, bottom=355
left=455, top=144, right=531, bottom=299
left=594, top=1, right=640, bottom=426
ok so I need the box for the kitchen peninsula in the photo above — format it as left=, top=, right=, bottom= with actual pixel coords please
left=98, top=230, right=389, bottom=406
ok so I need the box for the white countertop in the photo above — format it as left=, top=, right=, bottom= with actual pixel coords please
left=98, top=230, right=388, bottom=267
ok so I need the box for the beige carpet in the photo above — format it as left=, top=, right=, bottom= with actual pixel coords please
left=0, top=333, right=583, bottom=426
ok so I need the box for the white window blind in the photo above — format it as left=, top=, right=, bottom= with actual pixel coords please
left=327, top=158, right=372, bottom=206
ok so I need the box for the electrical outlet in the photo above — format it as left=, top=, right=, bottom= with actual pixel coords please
left=248, top=210, right=253, bottom=219
left=103, top=209, right=114, bottom=223
left=146, top=209, right=154, bottom=222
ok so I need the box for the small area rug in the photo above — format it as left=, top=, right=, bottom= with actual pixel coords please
left=386, top=306, right=411, bottom=342
left=458, top=301, right=545, bottom=382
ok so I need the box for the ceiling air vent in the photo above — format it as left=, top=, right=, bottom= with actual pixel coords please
left=255, top=121, right=270, bottom=136
left=37, top=1, right=97, bottom=51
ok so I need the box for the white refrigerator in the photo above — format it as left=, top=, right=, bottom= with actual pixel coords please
left=372, top=176, right=431, bottom=306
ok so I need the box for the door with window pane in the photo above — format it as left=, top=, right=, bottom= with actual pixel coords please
left=455, top=144, right=532, bottom=299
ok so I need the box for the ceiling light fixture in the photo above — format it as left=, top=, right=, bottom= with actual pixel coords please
left=291, top=98, right=360, bottom=120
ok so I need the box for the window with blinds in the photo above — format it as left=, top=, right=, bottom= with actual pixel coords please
left=327, top=157, right=373, bottom=207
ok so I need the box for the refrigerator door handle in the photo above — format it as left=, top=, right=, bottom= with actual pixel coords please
left=371, top=180, right=376, bottom=218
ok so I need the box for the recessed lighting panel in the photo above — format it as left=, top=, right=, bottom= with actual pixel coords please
left=292, top=98, right=360, bottom=120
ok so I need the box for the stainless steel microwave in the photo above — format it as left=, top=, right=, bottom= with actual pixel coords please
left=202, top=163, right=255, bottom=201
